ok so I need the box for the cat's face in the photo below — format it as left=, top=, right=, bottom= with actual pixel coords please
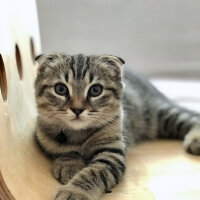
left=35, top=53, right=124, bottom=130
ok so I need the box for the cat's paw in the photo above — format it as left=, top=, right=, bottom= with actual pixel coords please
left=53, top=188, right=91, bottom=200
left=53, top=160, right=84, bottom=185
left=184, top=128, right=200, bottom=155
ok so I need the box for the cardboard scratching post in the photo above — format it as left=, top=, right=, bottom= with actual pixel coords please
left=1, top=0, right=200, bottom=200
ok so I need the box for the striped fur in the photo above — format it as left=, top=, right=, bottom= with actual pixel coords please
left=34, top=53, right=200, bottom=200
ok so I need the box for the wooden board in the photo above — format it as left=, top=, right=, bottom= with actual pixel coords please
left=1, top=1, right=200, bottom=200
left=103, top=140, right=200, bottom=200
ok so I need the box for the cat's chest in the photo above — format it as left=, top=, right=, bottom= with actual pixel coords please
left=55, top=131, right=67, bottom=143
left=55, top=131, right=89, bottom=145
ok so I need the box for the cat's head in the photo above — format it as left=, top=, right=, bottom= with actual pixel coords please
left=35, top=53, right=124, bottom=130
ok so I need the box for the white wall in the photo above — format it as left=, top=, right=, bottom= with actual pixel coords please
left=37, top=0, right=200, bottom=78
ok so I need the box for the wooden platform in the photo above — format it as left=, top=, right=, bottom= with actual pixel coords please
left=103, top=140, right=200, bottom=200
left=2, top=135, right=200, bottom=200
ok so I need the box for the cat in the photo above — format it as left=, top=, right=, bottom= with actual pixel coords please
left=34, top=53, right=200, bottom=200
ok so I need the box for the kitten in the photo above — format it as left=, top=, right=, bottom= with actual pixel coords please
left=34, top=53, right=200, bottom=200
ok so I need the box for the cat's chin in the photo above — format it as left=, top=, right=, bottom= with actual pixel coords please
left=67, top=119, right=90, bottom=130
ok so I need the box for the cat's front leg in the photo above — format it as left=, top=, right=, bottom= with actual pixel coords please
left=54, top=147, right=126, bottom=200
left=53, top=187, right=93, bottom=200
left=53, top=152, right=85, bottom=185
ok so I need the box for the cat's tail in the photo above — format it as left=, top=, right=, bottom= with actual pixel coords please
left=157, top=101, right=200, bottom=155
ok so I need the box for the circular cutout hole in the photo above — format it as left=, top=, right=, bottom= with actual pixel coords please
left=30, top=37, right=36, bottom=63
left=0, top=54, right=8, bottom=102
left=15, top=44, right=23, bottom=80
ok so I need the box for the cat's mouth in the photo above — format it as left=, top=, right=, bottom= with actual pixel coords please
left=71, top=116, right=83, bottom=121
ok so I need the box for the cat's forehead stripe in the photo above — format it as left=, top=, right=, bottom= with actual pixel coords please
left=65, top=73, right=68, bottom=82
left=89, top=73, right=94, bottom=83
left=76, top=54, right=85, bottom=79
left=69, top=54, right=91, bottom=80
left=69, top=56, right=75, bottom=77
left=82, top=56, right=90, bottom=79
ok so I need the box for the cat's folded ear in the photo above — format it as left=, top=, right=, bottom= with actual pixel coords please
left=113, top=56, right=125, bottom=65
left=35, top=54, right=46, bottom=74
left=98, top=55, right=125, bottom=79
left=99, top=55, right=125, bottom=66
left=35, top=53, right=58, bottom=74
left=35, top=54, right=44, bottom=62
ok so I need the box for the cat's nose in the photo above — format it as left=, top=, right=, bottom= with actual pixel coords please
left=70, top=108, right=85, bottom=116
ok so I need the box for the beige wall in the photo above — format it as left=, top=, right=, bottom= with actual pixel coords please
left=37, top=0, right=200, bottom=78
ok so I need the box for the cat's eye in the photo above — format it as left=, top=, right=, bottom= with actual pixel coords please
left=88, top=84, right=103, bottom=97
left=55, top=83, right=69, bottom=96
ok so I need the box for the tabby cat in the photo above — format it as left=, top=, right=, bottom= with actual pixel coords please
left=34, top=53, right=200, bottom=200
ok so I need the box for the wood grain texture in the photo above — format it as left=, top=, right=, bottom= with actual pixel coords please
left=0, top=171, right=15, bottom=200
left=103, top=140, right=200, bottom=200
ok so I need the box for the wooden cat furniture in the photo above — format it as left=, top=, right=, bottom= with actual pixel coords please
left=0, top=0, right=200, bottom=200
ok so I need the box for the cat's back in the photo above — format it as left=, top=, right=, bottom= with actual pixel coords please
left=122, top=68, right=166, bottom=101
left=121, top=68, right=169, bottom=143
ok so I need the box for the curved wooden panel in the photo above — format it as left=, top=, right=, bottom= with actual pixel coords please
left=103, top=141, right=200, bottom=200
left=0, top=171, right=15, bottom=200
